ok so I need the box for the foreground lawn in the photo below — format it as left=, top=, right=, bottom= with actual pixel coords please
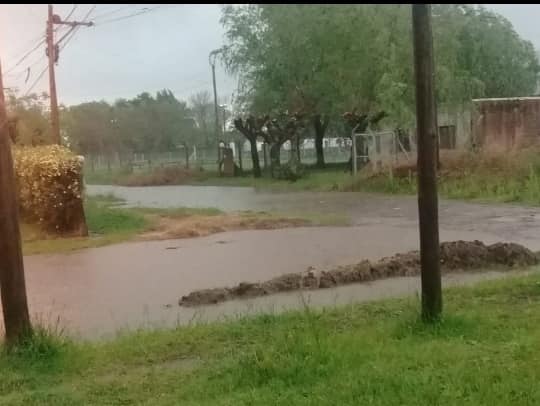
left=3, top=272, right=540, bottom=405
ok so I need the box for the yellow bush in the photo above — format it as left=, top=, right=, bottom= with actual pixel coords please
left=13, top=145, right=86, bottom=234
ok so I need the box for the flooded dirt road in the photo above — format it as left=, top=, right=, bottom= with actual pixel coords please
left=88, top=185, right=540, bottom=245
left=18, top=185, right=540, bottom=338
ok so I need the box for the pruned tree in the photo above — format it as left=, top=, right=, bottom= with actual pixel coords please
left=262, top=111, right=306, bottom=178
left=233, top=115, right=267, bottom=178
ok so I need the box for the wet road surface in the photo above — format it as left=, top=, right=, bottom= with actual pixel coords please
left=16, top=185, right=540, bottom=339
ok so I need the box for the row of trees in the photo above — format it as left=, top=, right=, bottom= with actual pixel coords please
left=7, top=89, right=229, bottom=160
left=220, top=4, right=540, bottom=173
left=7, top=5, right=539, bottom=178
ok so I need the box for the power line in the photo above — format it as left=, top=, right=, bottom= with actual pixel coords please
left=78, top=4, right=97, bottom=26
left=4, top=38, right=46, bottom=74
left=6, top=5, right=84, bottom=83
left=65, top=4, right=78, bottom=21
left=8, top=55, right=47, bottom=78
left=91, top=5, right=138, bottom=21
left=93, top=6, right=168, bottom=25
left=56, top=25, right=77, bottom=46
left=59, top=5, right=96, bottom=52
left=23, top=65, right=48, bottom=96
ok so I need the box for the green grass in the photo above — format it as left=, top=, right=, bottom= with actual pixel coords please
left=21, top=195, right=150, bottom=255
left=21, top=194, right=346, bottom=255
left=84, top=164, right=354, bottom=191
left=350, top=164, right=540, bottom=206
left=2, top=272, right=540, bottom=404
left=82, top=153, right=540, bottom=207
left=192, top=165, right=355, bottom=192
left=133, top=206, right=223, bottom=218
left=85, top=196, right=148, bottom=235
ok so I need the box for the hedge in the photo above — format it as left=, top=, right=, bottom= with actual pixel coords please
left=13, top=145, right=88, bottom=235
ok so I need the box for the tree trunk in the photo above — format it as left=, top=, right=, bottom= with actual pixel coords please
left=269, top=143, right=281, bottom=178
left=262, top=143, right=268, bottom=171
left=185, top=145, right=190, bottom=169
left=237, top=141, right=243, bottom=171
left=249, top=138, right=261, bottom=178
left=313, top=114, right=329, bottom=168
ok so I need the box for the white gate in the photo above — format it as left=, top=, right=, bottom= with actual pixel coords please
left=351, top=130, right=413, bottom=175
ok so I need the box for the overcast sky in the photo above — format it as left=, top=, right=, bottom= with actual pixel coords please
left=0, top=4, right=539, bottom=107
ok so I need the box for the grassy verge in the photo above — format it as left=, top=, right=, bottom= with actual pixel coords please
left=3, top=271, right=540, bottom=405
left=21, top=194, right=348, bottom=255
left=84, top=164, right=354, bottom=191
left=21, top=195, right=150, bottom=255
left=85, top=151, right=540, bottom=207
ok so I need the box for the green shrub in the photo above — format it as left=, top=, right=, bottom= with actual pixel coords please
left=13, top=145, right=86, bottom=234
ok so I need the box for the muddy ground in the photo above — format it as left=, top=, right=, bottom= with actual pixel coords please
left=179, top=240, right=538, bottom=306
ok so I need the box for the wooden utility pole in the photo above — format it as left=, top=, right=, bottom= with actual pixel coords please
left=0, top=59, right=32, bottom=344
left=46, top=4, right=93, bottom=145
left=412, top=4, right=442, bottom=321
left=46, top=4, right=60, bottom=144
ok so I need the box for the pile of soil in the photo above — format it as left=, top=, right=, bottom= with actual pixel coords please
left=179, top=240, right=539, bottom=307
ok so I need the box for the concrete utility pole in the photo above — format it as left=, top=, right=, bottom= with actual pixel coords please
left=412, top=4, right=442, bottom=321
left=46, top=4, right=93, bottom=144
left=220, top=104, right=227, bottom=134
left=209, top=50, right=221, bottom=164
left=0, top=58, right=32, bottom=344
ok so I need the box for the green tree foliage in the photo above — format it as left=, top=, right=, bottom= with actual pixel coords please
left=220, top=4, right=540, bottom=161
left=61, top=90, right=199, bottom=158
left=6, top=92, right=51, bottom=146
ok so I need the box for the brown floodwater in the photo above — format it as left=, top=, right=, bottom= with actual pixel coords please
left=11, top=186, right=540, bottom=339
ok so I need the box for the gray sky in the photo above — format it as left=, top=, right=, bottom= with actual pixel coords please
left=1, top=4, right=539, bottom=107
left=0, top=4, right=236, bottom=106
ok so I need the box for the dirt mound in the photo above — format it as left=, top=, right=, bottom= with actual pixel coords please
left=440, top=240, right=490, bottom=269
left=487, top=242, right=539, bottom=267
left=178, top=240, right=538, bottom=307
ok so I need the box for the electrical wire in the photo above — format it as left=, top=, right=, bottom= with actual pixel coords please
left=64, top=4, right=78, bottom=21
left=23, top=65, right=48, bottom=96
left=11, top=5, right=96, bottom=98
left=59, top=5, right=96, bottom=52
left=4, top=38, right=46, bottom=74
left=91, top=5, right=138, bottom=21
left=94, top=5, right=167, bottom=25
left=55, top=25, right=77, bottom=46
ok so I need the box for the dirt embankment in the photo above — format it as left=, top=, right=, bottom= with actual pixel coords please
left=140, top=214, right=309, bottom=240
left=120, top=167, right=206, bottom=187
left=179, top=240, right=538, bottom=307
